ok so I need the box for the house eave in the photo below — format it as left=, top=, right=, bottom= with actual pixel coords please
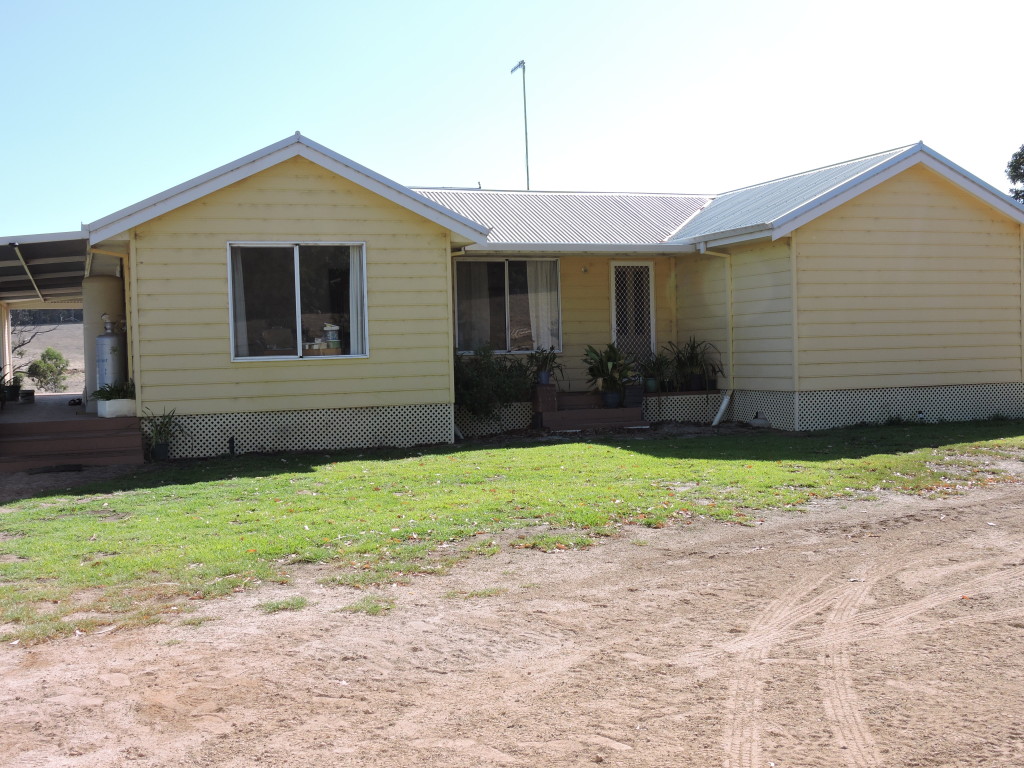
left=463, top=242, right=697, bottom=255
left=674, top=224, right=774, bottom=249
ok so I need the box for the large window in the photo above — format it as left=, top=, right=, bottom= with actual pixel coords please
left=229, top=243, right=367, bottom=359
left=455, top=259, right=560, bottom=352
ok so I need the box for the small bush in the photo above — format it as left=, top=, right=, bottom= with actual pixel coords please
left=26, top=347, right=69, bottom=392
left=454, top=347, right=533, bottom=417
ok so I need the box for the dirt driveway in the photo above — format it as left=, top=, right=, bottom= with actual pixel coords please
left=2, top=477, right=1023, bottom=767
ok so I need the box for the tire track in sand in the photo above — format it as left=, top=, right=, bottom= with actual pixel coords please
left=819, top=578, right=884, bottom=768
left=720, top=575, right=832, bottom=768
left=792, top=562, right=1024, bottom=651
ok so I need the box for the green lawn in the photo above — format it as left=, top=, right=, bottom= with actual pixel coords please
left=2, top=420, right=1023, bottom=643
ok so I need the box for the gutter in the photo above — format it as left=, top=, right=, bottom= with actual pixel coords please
left=463, top=242, right=698, bottom=255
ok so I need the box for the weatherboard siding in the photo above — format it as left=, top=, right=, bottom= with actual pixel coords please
left=558, top=256, right=675, bottom=391
left=675, top=254, right=729, bottom=377
left=729, top=240, right=794, bottom=390
left=127, top=156, right=454, bottom=415
left=795, top=164, right=1023, bottom=390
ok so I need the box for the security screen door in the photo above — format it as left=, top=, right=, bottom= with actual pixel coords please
left=611, top=263, right=654, bottom=359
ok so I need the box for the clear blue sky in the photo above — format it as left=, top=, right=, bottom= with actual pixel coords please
left=2, top=0, right=1022, bottom=235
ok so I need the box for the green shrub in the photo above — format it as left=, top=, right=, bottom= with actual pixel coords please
left=454, top=347, right=534, bottom=417
left=26, top=347, right=70, bottom=392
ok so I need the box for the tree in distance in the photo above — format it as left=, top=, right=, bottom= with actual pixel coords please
left=1008, top=144, right=1024, bottom=203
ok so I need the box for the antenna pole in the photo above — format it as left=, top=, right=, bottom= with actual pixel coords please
left=511, top=60, right=530, bottom=190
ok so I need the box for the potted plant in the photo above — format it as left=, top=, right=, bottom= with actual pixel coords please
left=637, top=351, right=673, bottom=393
left=143, top=407, right=185, bottom=461
left=687, top=338, right=724, bottom=391
left=526, top=346, right=564, bottom=386
left=582, top=343, right=634, bottom=407
left=3, top=373, right=23, bottom=402
left=92, top=380, right=136, bottom=418
left=666, top=338, right=723, bottom=391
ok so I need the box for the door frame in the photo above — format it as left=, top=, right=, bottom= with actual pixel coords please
left=609, top=260, right=655, bottom=354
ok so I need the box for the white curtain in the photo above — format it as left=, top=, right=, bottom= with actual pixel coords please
left=349, top=246, right=367, bottom=355
left=526, top=260, right=558, bottom=349
left=230, top=248, right=248, bottom=357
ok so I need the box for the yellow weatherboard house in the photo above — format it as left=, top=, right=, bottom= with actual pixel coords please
left=2, top=133, right=1024, bottom=461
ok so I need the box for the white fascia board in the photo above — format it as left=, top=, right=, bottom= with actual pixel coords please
left=699, top=231, right=775, bottom=249
left=771, top=144, right=1024, bottom=239
left=915, top=150, right=1024, bottom=223
left=463, top=242, right=697, bottom=254
left=87, top=134, right=491, bottom=245
left=675, top=223, right=772, bottom=248
left=1, top=230, right=88, bottom=245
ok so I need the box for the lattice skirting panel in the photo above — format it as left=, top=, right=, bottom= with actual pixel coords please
left=454, top=402, right=533, bottom=438
left=725, top=390, right=798, bottom=431
left=796, top=383, right=1024, bottom=431
left=145, top=403, right=455, bottom=460
left=642, top=393, right=725, bottom=424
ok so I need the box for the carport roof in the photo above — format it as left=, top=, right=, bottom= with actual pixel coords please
left=0, top=231, right=89, bottom=304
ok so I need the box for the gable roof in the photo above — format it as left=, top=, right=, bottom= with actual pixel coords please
left=670, top=143, right=1024, bottom=247
left=413, top=188, right=711, bottom=251
left=87, top=133, right=491, bottom=244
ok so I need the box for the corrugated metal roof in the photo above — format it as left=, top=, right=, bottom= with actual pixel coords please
left=668, top=145, right=916, bottom=243
left=0, top=235, right=89, bottom=303
left=413, top=189, right=712, bottom=245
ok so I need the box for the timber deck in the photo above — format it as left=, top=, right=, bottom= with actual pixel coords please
left=536, top=389, right=649, bottom=432
left=0, top=393, right=144, bottom=474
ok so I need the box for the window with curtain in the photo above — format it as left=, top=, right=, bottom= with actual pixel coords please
left=455, top=259, right=560, bottom=352
left=229, top=243, right=367, bottom=359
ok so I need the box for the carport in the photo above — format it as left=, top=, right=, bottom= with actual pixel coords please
left=0, top=232, right=125, bottom=389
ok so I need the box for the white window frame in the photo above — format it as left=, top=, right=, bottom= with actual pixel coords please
left=453, top=257, right=562, bottom=353
left=610, top=260, right=656, bottom=354
left=226, top=241, right=369, bottom=362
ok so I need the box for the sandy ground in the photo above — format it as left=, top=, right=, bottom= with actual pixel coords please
left=1, top=468, right=1023, bottom=767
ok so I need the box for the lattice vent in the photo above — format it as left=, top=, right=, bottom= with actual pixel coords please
left=455, top=402, right=533, bottom=438
left=797, top=383, right=1024, bottom=431
left=643, top=393, right=724, bottom=424
left=155, top=403, right=453, bottom=459
left=725, top=391, right=797, bottom=431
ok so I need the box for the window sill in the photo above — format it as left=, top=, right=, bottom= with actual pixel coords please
left=231, top=354, right=370, bottom=362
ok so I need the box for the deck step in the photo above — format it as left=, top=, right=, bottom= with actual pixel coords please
left=0, top=416, right=140, bottom=438
left=540, top=407, right=649, bottom=431
left=0, top=418, right=144, bottom=474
